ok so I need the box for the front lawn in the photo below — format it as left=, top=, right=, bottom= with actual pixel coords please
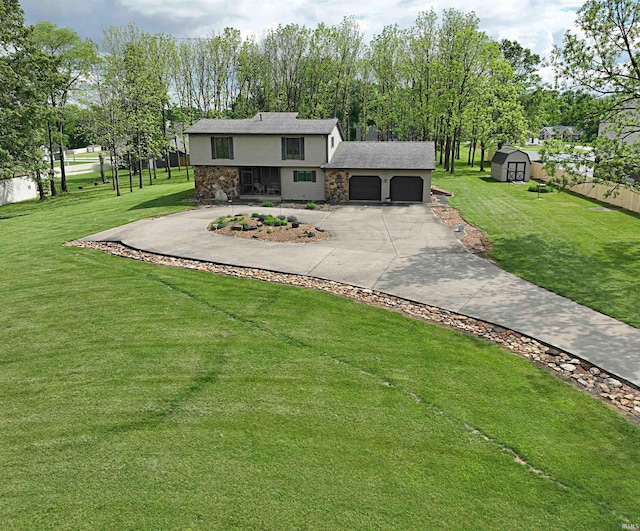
left=1, top=170, right=639, bottom=528
left=433, top=162, right=640, bottom=328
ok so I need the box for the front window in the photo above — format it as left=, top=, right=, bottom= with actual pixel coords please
left=211, top=137, right=234, bottom=159
left=293, top=170, right=316, bottom=182
left=282, top=137, right=305, bottom=160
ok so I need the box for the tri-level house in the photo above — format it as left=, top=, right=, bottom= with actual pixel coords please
left=186, top=112, right=435, bottom=203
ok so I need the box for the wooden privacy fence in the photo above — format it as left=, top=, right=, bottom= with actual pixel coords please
left=530, top=161, right=640, bottom=215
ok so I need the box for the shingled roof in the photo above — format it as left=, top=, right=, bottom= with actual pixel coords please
left=185, top=112, right=340, bottom=136
left=491, top=148, right=531, bottom=165
left=324, top=142, right=436, bottom=170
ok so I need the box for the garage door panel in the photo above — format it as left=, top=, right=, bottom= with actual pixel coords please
left=390, top=176, right=423, bottom=202
left=349, top=176, right=381, bottom=201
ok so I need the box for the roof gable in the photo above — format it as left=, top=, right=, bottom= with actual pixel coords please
left=491, top=148, right=531, bottom=165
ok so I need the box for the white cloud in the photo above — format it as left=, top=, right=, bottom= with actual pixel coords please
left=23, top=0, right=582, bottom=74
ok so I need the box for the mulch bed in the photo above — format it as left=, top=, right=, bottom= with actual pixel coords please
left=209, top=214, right=329, bottom=243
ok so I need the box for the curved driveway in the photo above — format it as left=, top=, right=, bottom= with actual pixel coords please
left=84, top=204, right=640, bottom=387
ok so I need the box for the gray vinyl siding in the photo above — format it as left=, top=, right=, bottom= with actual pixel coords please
left=327, top=124, right=343, bottom=162
left=281, top=167, right=325, bottom=201
left=189, top=134, right=329, bottom=167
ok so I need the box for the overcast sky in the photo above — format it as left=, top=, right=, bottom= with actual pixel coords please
left=20, top=0, right=580, bottom=66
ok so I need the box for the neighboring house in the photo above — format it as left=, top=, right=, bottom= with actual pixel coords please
left=539, top=125, right=582, bottom=142
left=0, top=176, right=38, bottom=206
left=598, top=106, right=640, bottom=145
left=598, top=114, right=640, bottom=184
left=186, top=112, right=435, bottom=203
left=490, top=148, right=531, bottom=182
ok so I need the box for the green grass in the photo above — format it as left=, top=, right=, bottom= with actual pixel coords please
left=433, top=160, right=640, bottom=328
left=1, top=169, right=639, bottom=528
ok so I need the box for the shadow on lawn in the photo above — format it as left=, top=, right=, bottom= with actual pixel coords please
left=128, top=189, right=195, bottom=210
left=494, top=233, right=640, bottom=328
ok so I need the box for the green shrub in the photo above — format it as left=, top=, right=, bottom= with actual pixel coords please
left=306, top=202, right=317, bottom=210
left=262, top=201, right=275, bottom=207
left=217, top=221, right=228, bottom=229
left=528, top=182, right=553, bottom=193
left=251, top=212, right=260, bottom=218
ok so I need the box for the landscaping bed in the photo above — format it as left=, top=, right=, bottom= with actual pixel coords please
left=208, top=212, right=329, bottom=243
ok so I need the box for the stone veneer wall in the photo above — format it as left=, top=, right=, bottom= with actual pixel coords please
left=194, top=166, right=240, bottom=200
left=325, top=169, right=349, bottom=203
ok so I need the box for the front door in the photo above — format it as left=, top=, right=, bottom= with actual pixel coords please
left=507, top=162, right=526, bottom=181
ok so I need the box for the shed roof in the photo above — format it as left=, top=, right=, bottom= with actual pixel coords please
left=491, top=148, right=531, bottom=165
left=185, top=112, right=341, bottom=136
left=325, top=141, right=436, bottom=170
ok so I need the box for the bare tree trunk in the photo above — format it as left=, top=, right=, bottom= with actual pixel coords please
left=152, top=158, right=157, bottom=180
left=148, top=159, right=153, bottom=186
left=47, top=122, right=58, bottom=196
left=99, top=153, right=107, bottom=183
left=162, top=103, right=172, bottom=180
left=174, top=137, right=182, bottom=171
left=444, top=136, right=451, bottom=172
left=35, top=169, right=46, bottom=200
left=58, top=120, right=68, bottom=193
left=114, top=166, right=121, bottom=196
left=479, top=144, right=486, bottom=172
left=449, top=134, right=456, bottom=175
left=164, top=149, right=171, bottom=178
left=109, top=153, right=116, bottom=191
left=185, top=153, right=190, bottom=182
left=128, top=153, right=133, bottom=193
left=137, top=130, right=144, bottom=188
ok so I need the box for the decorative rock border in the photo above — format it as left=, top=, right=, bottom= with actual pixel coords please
left=68, top=239, right=640, bottom=425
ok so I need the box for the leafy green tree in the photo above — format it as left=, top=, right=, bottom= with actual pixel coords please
left=30, top=21, right=96, bottom=193
left=0, top=0, right=50, bottom=193
left=547, top=0, right=640, bottom=190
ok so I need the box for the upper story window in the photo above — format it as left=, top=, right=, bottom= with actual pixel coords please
left=331, top=136, right=334, bottom=148
left=281, top=137, right=305, bottom=160
left=211, top=137, right=234, bottom=159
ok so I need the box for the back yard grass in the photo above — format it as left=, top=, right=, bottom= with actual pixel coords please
left=1, top=169, right=639, bottom=528
left=432, top=160, right=640, bottom=328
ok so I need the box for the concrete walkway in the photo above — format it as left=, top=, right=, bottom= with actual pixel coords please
left=84, top=204, right=640, bottom=387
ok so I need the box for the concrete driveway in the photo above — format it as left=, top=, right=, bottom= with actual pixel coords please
left=84, top=204, right=640, bottom=386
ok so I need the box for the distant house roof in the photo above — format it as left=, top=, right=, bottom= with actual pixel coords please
left=325, top=142, right=436, bottom=170
left=540, top=125, right=582, bottom=138
left=185, top=112, right=341, bottom=136
left=491, top=148, right=531, bottom=165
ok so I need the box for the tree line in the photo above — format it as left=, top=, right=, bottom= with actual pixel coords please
left=1, top=0, right=635, bottom=198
